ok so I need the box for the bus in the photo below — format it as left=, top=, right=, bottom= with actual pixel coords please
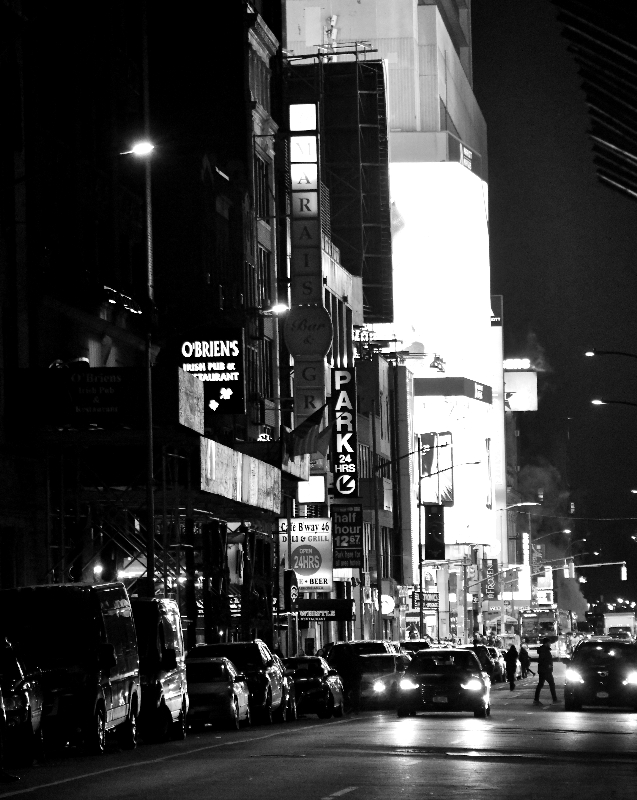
left=519, top=608, right=571, bottom=661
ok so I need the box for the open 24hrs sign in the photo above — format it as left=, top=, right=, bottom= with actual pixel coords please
left=278, top=518, right=333, bottom=592
left=331, top=369, right=359, bottom=498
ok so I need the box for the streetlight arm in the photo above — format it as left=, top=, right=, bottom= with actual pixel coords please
left=586, top=349, right=637, bottom=360
left=592, top=398, right=637, bottom=408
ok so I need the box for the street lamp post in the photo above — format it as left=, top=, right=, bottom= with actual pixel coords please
left=128, top=140, right=156, bottom=598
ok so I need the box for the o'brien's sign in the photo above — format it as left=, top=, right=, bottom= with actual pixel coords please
left=331, top=368, right=359, bottom=498
left=179, top=332, right=245, bottom=415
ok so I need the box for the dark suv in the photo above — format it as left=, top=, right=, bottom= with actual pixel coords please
left=564, top=640, right=637, bottom=710
left=186, top=641, right=284, bottom=723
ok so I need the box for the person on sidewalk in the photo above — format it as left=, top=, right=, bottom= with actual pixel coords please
left=504, top=644, right=518, bottom=691
left=533, top=638, right=558, bottom=705
left=519, top=643, right=532, bottom=678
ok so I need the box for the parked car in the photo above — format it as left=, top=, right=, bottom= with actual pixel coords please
left=397, top=648, right=491, bottom=718
left=0, top=638, right=44, bottom=766
left=0, top=582, right=141, bottom=754
left=564, top=640, right=637, bottom=710
left=488, top=647, right=506, bottom=682
left=186, top=641, right=284, bottom=723
left=186, top=657, right=250, bottom=729
left=359, top=653, right=411, bottom=708
left=272, top=653, right=297, bottom=721
left=462, top=644, right=496, bottom=680
left=284, top=656, right=344, bottom=718
left=130, top=597, right=188, bottom=741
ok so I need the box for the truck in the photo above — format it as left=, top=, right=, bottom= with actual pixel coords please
left=603, top=611, right=637, bottom=640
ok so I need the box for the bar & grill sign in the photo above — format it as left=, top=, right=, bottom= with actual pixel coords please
left=278, top=518, right=332, bottom=591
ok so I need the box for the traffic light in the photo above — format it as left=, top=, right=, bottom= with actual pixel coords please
left=424, top=504, right=445, bottom=560
left=621, top=563, right=628, bottom=581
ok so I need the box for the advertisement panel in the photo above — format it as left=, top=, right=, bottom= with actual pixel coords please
left=331, top=368, right=359, bottom=498
left=331, top=504, right=363, bottom=568
left=278, top=517, right=333, bottom=591
left=482, top=559, right=499, bottom=600
left=420, top=432, right=454, bottom=506
left=504, top=371, right=538, bottom=411
left=179, top=329, right=245, bottom=416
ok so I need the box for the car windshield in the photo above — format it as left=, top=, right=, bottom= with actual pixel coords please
left=350, top=642, right=388, bottom=654
left=187, top=661, right=227, bottom=683
left=574, top=643, right=637, bottom=667
left=190, top=644, right=260, bottom=670
left=407, top=651, right=479, bottom=674
left=359, top=655, right=396, bottom=673
left=286, top=659, right=324, bottom=677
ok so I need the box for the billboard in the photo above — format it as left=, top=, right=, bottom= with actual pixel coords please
left=331, top=504, right=363, bottom=569
left=278, top=517, right=333, bottom=592
left=504, top=371, right=538, bottom=411
left=419, top=432, right=454, bottom=506
left=179, top=329, right=245, bottom=416
left=331, top=368, right=359, bottom=498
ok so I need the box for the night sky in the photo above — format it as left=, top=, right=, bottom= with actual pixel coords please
left=472, top=1, right=637, bottom=604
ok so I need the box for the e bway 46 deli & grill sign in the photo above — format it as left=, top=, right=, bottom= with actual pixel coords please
left=278, top=518, right=332, bottom=591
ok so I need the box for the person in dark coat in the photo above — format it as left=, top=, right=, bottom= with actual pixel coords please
left=504, top=644, right=518, bottom=690
left=533, top=638, right=558, bottom=704
left=519, top=644, right=532, bottom=678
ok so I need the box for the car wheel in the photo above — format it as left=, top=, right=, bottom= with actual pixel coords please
left=486, top=704, right=491, bottom=718
left=84, top=705, right=106, bottom=754
left=117, top=706, right=137, bottom=750
left=171, top=700, right=187, bottom=740
left=274, top=696, right=288, bottom=723
left=286, top=695, right=298, bottom=722
left=317, top=693, right=334, bottom=719
left=260, top=695, right=273, bottom=725
left=474, top=705, right=487, bottom=719
left=228, top=697, right=240, bottom=731
left=13, top=717, right=37, bottom=767
left=242, top=703, right=252, bottom=728
left=333, top=698, right=344, bottom=718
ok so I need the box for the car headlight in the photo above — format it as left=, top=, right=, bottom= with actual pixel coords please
left=623, top=671, right=637, bottom=686
left=565, top=668, right=584, bottom=684
left=461, top=679, right=483, bottom=691
left=373, top=680, right=385, bottom=693
left=399, top=678, right=419, bottom=691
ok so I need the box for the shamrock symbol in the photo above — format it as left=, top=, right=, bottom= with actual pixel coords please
left=220, top=388, right=233, bottom=400
left=208, top=399, right=219, bottom=411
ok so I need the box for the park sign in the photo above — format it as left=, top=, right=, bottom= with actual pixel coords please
left=278, top=517, right=332, bottom=592
left=330, top=368, right=359, bottom=498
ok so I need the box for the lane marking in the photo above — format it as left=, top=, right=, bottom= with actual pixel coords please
left=0, top=720, right=354, bottom=798
left=321, top=787, right=358, bottom=800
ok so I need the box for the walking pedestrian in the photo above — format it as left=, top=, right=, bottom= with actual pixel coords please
left=533, top=638, right=559, bottom=705
left=519, top=644, right=532, bottom=678
left=504, top=644, right=518, bottom=691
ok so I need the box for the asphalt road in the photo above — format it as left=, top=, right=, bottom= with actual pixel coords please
left=3, top=663, right=636, bottom=800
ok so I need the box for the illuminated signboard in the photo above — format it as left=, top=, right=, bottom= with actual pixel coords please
left=332, top=503, right=363, bottom=569
left=331, top=368, right=359, bottom=498
left=179, top=329, right=245, bottom=415
left=278, top=517, right=333, bottom=592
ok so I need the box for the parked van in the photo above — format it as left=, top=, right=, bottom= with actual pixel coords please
left=0, top=582, right=140, bottom=753
left=130, top=597, right=188, bottom=740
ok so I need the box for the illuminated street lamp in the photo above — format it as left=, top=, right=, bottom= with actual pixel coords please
left=124, top=138, right=156, bottom=597
left=591, top=398, right=637, bottom=409
left=585, top=349, right=637, bottom=360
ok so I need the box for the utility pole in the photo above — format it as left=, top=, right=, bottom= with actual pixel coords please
left=371, top=399, right=383, bottom=639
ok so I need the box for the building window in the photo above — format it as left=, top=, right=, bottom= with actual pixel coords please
left=254, top=156, right=270, bottom=222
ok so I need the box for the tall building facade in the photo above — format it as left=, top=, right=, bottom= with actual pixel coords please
left=287, top=1, right=507, bottom=639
